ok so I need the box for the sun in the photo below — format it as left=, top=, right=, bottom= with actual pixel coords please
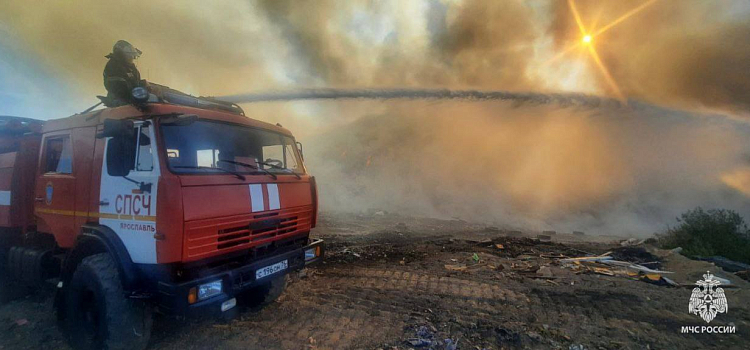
left=547, top=0, right=659, bottom=101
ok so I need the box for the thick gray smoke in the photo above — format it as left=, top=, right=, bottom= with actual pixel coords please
left=238, top=95, right=750, bottom=237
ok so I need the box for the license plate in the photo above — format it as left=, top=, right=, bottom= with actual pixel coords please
left=256, top=260, right=288, bottom=280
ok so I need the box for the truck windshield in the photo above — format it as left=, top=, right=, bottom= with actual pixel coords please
left=161, top=119, right=304, bottom=175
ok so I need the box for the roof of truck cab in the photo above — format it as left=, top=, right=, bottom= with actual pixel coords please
left=41, top=103, right=294, bottom=136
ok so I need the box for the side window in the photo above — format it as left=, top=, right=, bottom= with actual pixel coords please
left=135, top=126, right=153, bottom=171
left=284, top=143, right=300, bottom=170
left=44, top=136, right=72, bottom=174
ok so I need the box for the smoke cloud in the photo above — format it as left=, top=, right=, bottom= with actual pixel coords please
left=2, top=1, right=750, bottom=235
left=300, top=98, right=750, bottom=236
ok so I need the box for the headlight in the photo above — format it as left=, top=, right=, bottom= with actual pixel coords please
left=305, top=246, right=321, bottom=261
left=131, top=87, right=149, bottom=101
left=191, top=280, right=223, bottom=302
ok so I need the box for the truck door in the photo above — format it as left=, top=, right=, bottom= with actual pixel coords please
left=99, top=121, right=160, bottom=264
left=34, top=133, right=77, bottom=247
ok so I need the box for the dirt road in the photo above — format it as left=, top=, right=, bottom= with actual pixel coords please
left=1, top=212, right=749, bottom=349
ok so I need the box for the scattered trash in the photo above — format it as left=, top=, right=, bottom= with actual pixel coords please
left=620, top=238, right=645, bottom=247
left=662, top=276, right=680, bottom=287
left=445, top=264, right=467, bottom=272
left=711, top=275, right=732, bottom=287
left=598, top=260, right=672, bottom=274
left=560, top=255, right=613, bottom=263
left=639, top=273, right=681, bottom=287
left=670, top=247, right=683, bottom=254
left=14, top=319, right=28, bottom=326
left=695, top=256, right=750, bottom=273
left=495, top=244, right=504, bottom=249
left=609, top=247, right=662, bottom=269
left=592, top=267, right=615, bottom=276
left=472, top=253, right=480, bottom=262
left=404, top=326, right=457, bottom=349
left=341, top=248, right=361, bottom=258
left=569, top=344, right=586, bottom=350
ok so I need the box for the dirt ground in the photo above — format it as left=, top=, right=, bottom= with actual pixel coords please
left=1, top=212, right=749, bottom=350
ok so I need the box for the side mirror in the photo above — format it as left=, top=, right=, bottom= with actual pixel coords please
left=296, top=141, right=304, bottom=160
left=97, top=119, right=135, bottom=139
left=106, top=131, right=137, bottom=177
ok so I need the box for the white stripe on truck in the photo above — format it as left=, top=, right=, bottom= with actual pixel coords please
left=0, top=191, right=10, bottom=206
left=249, top=184, right=264, bottom=212
left=267, top=184, right=280, bottom=210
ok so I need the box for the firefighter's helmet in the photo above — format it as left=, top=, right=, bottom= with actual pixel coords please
left=111, top=40, right=142, bottom=59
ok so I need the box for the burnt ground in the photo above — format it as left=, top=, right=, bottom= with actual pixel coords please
left=1, top=212, right=750, bottom=350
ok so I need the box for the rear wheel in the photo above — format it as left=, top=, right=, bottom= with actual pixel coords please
left=0, top=247, right=27, bottom=304
left=239, top=275, right=287, bottom=308
left=63, top=253, right=152, bottom=350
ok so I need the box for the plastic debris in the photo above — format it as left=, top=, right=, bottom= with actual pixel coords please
left=14, top=319, right=28, bottom=326
left=560, top=255, right=614, bottom=263
left=495, top=244, right=504, bottom=249
left=472, top=253, right=480, bottom=262
left=445, top=264, right=467, bottom=271
left=620, top=238, right=645, bottom=247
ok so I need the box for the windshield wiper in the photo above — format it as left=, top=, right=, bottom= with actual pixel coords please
left=257, top=160, right=302, bottom=179
left=173, top=165, right=246, bottom=180
left=216, top=159, right=277, bottom=180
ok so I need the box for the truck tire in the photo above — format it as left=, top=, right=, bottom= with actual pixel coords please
left=63, top=253, right=152, bottom=350
left=0, top=247, right=11, bottom=304
left=0, top=247, right=26, bottom=304
left=240, top=275, right=287, bottom=308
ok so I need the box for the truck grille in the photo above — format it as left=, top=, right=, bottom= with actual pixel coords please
left=183, top=206, right=312, bottom=261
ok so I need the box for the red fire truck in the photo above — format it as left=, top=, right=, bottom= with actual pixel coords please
left=0, top=88, right=323, bottom=350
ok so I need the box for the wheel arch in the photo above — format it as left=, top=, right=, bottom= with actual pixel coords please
left=60, top=224, right=140, bottom=292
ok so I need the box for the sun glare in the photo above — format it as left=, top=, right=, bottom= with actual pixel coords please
left=548, top=0, right=659, bottom=101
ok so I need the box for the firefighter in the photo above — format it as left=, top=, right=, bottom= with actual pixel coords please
left=102, top=40, right=148, bottom=105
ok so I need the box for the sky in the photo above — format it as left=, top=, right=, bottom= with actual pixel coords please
left=2, top=0, right=750, bottom=120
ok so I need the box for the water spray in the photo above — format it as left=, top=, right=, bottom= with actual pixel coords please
left=217, top=88, right=624, bottom=108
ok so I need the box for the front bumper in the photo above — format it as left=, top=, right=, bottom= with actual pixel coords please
left=154, top=238, right=324, bottom=317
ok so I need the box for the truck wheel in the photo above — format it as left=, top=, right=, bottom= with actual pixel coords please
left=0, top=248, right=11, bottom=303
left=240, top=275, right=287, bottom=308
left=0, top=248, right=26, bottom=304
left=63, top=253, right=152, bottom=350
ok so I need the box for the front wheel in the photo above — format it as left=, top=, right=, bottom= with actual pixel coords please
left=63, top=253, right=153, bottom=350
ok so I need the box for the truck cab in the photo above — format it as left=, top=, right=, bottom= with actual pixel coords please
left=0, top=94, right=323, bottom=350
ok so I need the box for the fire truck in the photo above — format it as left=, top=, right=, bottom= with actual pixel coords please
left=0, top=87, right=323, bottom=350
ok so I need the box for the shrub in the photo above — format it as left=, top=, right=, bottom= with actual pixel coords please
left=658, top=208, right=750, bottom=263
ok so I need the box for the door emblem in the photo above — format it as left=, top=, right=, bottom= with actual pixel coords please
left=45, top=182, right=54, bottom=205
